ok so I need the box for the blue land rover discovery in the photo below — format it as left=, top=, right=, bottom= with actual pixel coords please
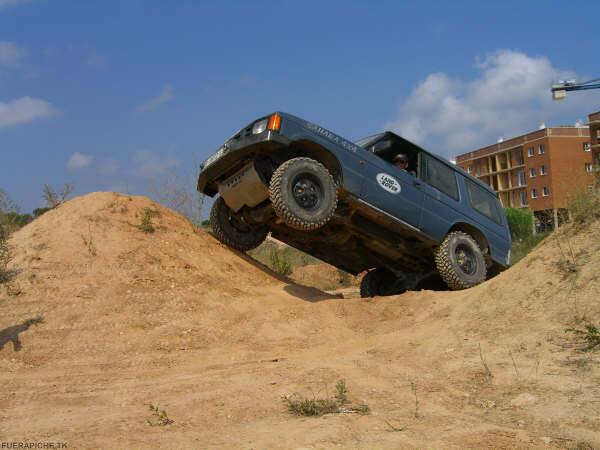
left=197, top=112, right=511, bottom=296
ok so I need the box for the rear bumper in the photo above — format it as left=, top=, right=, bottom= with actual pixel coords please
left=197, top=131, right=290, bottom=195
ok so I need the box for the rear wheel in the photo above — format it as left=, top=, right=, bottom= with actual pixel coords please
left=435, top=231, right=486, bottom=290
left=360, top=268, right=406, bottom=298
left=210, top=197, right=268, bottom=252
left=269, top=157, right=337, bottom=231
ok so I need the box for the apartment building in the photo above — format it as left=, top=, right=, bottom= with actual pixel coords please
left=589, top=110, right=600, bottom=178
left=456, top=126, right=594, bottom=229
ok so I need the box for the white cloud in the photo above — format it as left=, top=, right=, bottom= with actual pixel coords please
left=136, top=85, right=173, bottom=112
left=67, top=152, right=94, bottom=170
left=0, top=0, right=31, bottom=10
left=131, top=150, right=179, bottom=179
left=0, top=97, right=57, bottom=128
left=0, top=41, right=24, bottom=68
left=385, top=50, right=599, bottom=156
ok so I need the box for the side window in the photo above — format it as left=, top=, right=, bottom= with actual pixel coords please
left=422, top=154, right=459, bottom=201
left=466, top=180, right=503, bottom=225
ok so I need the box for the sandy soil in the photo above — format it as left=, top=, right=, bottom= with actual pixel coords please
left=290, top=263, right=361, bottom=291
left=1, top=192, right=599, bottom=449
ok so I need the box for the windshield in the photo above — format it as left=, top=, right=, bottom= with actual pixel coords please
left=355, top=132, right=385, bottom=149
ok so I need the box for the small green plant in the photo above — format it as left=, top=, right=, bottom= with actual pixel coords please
left=335, top=379, right=347, bottom=404
left=81, top=224, right=97, bottom=256
left=269, top=249, right=292, bottom=276
left=410, top=381, right=421, bottom=419
left=138, top=208, right=156, bottom=233
left=282, top=395, right=340, bottom=417
left=146, top=403, right=174, bottom=426
left=555, top=235, right=579, bottom=277
left=478, top=343, right=493, bottom=381
left=282, top=379, right=369, bottom=417
left=566, top=324, right=600, bottom=352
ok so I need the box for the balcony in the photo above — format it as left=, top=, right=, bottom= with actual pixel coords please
left=476, top=164, right=525, bottom=178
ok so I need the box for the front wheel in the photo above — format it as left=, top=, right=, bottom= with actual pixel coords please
left=269, top=157, right=337, bottom=231
left=360, top=268, right=406, bottom=298
left=210, top=197, right=268, bottom=252
left=434, top=231, right=486, bottom=290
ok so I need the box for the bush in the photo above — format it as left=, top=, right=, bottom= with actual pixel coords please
left=505, top=207, right=534, bottom=241
left=138, top=208, right=156, bottom=233
left=567, top=187, right=600, bottom=226
left=282, top=379, right=370, bottom=417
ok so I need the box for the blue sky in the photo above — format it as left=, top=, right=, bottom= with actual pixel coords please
left=1, top=0, right=599, bottom=214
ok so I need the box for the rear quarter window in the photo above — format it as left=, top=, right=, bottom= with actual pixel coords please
left=422, top=154, right=459, bottom=201
left=466, top=179, right=503, bottom=225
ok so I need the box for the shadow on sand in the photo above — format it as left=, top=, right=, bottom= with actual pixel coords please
left=230, top=249, right=344, bottom=302
left=0, top=316, right=44, bottom=352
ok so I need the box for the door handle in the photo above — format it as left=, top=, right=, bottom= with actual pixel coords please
left=413, top=180, right=423, bottom=187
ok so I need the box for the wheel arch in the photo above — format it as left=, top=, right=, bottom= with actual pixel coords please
left=447, top=222, right=490, bottom=259
left=286, top=140, right=343, bottom=184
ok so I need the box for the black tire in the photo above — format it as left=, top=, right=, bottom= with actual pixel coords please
left=209, top=197, right=268, bottom=252
left=268, top=157, right=337, bottom=231
left=434, top=231, right=486, bottom=290
left=360, top=268, right=405, bottom=298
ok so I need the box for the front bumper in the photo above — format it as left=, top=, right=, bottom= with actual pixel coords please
left=197, top=130, right=290, bottom=195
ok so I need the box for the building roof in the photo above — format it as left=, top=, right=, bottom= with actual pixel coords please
left=456, top=126, right=590, bottom=163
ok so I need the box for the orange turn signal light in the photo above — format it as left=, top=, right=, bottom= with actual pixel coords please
left=268, top=113, right=281, bottom=131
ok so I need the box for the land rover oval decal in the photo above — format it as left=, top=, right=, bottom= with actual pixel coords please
left=376, top=173, right=401, bottom=194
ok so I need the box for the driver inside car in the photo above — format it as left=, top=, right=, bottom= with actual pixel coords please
left=393, top=153, right=416, bottom=176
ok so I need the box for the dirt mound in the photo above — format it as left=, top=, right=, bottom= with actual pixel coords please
left=1, top=192, right=599, bottom=448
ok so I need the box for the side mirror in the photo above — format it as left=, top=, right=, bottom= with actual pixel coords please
left=371, top=139, right=393, bottom=155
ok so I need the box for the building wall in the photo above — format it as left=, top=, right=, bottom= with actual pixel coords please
left=548, top=136, right=595, bottom=208
left=589, top=111, right=600, bottom=178
left=524, top=136, right=552, bottom=210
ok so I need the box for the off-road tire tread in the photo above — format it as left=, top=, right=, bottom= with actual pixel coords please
left=269, top=157, right=337, bottom=231
left=435, top=231, right=486, bottom=290
left=210, top=197, right=268, bottom=252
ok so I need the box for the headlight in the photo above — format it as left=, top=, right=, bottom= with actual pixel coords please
left=252, top=119, right=268, bottom=135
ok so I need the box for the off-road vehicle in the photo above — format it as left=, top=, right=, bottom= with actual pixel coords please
left=197, top=112, right=511, bottom=296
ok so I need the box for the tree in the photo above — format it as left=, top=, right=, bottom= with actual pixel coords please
left=42, top=183, right=74, bottom=208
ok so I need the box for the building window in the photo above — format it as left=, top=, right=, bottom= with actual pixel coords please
left=529, top=167, right=536, bottom=177
left=540, top=165, right=547, bottom=175
left=585, top=163, right=593, bottom=173
left=584, top=142, right=591, bottom=152
left=520, top=190, right=528, bottom=206
left=531, top=188, right=538, bottom=199
left=527, top=147, right=534, bottom=157
left=517, top=170, right=526, bottom=186
left=538, top=144, right=545, bottom=155
left=467, top=165, right=472, bottom=174
left=516, top=151, right=524, bottom=165
left=542, top=186, right=550, bottom=197
left=587, top=185, right=594, bottom=194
